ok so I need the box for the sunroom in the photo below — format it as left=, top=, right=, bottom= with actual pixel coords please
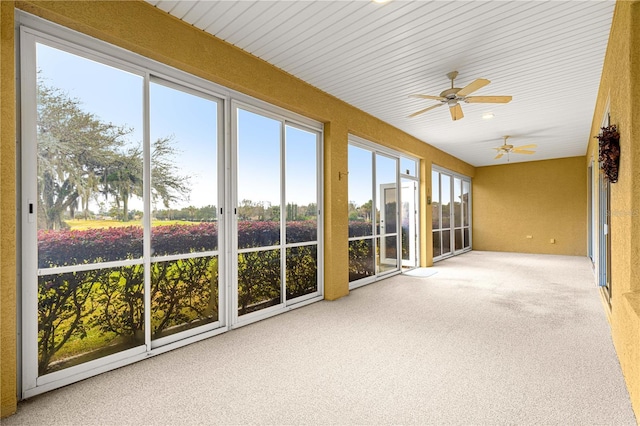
left=2, top=0, right=640, bottom=422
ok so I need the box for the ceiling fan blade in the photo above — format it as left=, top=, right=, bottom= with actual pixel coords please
left=514, top=144, right=537, bottom=150
left=456, top=78, right=490, bottom=97
left=465, top=96, right=512, bottom=104
left=409, top=94, right=445, bottom=101
left=495, top=153, right=504, bottom=159
left=512, top=150, right=536, bottom=155
left=408, top=103, right=443, bottom=118
left=450, top=103, right=463, bottom=121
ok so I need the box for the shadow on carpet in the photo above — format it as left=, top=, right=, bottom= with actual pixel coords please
left=403, top=268, right=438, bottom=278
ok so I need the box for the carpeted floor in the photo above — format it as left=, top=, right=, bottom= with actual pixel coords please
left=5, top=251, right=637, bottom=425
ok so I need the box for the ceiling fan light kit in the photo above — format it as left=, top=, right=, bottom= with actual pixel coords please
left=409, top=71, right=512, bottom=121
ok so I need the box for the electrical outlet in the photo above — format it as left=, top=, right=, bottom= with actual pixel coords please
left=550, top=238, right=556, bottom=244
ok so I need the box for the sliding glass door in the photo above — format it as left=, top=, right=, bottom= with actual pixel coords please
left=22, top=38, right=225, bottom=384
left=27, top=42, right=148, bottom=378
left=598, top=168, right=611, bottom=304
left=20, top=19, right=323, bottom=398
left=233, top=105, right=321, bottom=324
left=432, top=167, right=471, bottom=261
left=149, top=80, right=222, bottom=345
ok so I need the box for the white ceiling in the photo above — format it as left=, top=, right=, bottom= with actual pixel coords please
left=146, top=0, right=615, bottom=167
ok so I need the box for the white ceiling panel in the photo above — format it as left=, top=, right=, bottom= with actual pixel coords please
left=146, top=0, right=615, bottom=167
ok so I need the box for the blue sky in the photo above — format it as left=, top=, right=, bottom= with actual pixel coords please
left=348, top=144, right=399, bottom=206
left=37, top=42, right=318, bottom=212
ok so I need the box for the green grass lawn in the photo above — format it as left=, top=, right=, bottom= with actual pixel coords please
left=65, top=218, right=196, bottom=230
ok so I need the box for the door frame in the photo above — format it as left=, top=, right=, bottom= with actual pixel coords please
left=400, top=179, right=419, bottom=268
left=379, top=182, right=399, bottom=267
left=596, top=108, right=612, bottom=307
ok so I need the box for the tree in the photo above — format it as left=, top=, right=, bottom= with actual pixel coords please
left=363, top=200, right=373, bottom=221
left=102, top=145, right=143, bottom=222
left=37, top=79, right=129, bottom=230
left=37, top=78, right=190, bottom=228
left=151, top=136, right=190, bottom=210
left=195, top=205, right=217, bottom=221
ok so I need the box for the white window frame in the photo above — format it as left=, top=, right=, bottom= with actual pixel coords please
left=230, top=100, right=324, bottom=329
left=347, top=135, right=420, bottom=289
left=17, top=10, right=323, bottom=399
left=432, top=165, right=472, bottom=262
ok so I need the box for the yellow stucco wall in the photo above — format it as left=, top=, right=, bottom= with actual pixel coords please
left=586, top=0, right=640, bottom=418
left=1, top=0, right=17, bottom=418
left=472, top=157, right=587, bottom=256
left=0, top=1, right=474, bottom=414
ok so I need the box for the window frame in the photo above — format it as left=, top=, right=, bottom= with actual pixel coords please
left=347, top=135, right=420, bottom=289
left=230, top=100, right=324, bottom=328
left=17, top=10, right=324, bottom=399
left=432, top=165, right=472, bottom=262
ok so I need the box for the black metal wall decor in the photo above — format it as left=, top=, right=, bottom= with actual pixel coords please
left=596, top=124, right=620, bottom=183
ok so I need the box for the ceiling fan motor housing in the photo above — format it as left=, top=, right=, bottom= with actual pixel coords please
left=440, top=88, right=461, bottom=99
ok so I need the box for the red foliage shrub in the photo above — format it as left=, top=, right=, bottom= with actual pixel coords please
left=38, top=220, right=319, bottom=268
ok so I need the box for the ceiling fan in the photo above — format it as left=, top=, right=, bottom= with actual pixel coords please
left=409, top=71, right=512, bottom=121
left=494, top=136, right=536, bottom=161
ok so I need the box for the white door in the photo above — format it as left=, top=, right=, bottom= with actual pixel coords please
left=379, top=183, right=399, bottom=268
left=376, top=154, right=399, bottom=275
left=401, top=180, right=418, bottom=268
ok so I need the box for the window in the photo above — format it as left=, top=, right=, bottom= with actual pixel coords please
left=19, top=14, right=322, bottom=398
left=234, top=106, right=321, bottom=322
left=149, top=79, right=222, bottom=343
left=348, top=137, right=420, bottom=288
left=432, top=167, right=471, bottom=261
left=29, top=42, right=149, bottom=377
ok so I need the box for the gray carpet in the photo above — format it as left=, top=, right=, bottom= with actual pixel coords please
left=6, top=251, right=637, bottom=425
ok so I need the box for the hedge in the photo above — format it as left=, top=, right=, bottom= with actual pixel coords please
left=37, top=220, right=403, bottom=374
left=37, top=220, right=320, bottom=268
left=37, top=221, right=318, bottom=374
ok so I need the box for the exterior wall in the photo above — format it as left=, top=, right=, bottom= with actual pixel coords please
left=1, top=0, right=17, bottom=418
left=473, top=157, right=587, bottom=256
left=0, top=0, right=474, bottom=415
left=586, top=1, right=640, bottom=418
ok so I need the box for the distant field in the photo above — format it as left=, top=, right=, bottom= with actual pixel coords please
left=65, top=219, right=196, bottom=230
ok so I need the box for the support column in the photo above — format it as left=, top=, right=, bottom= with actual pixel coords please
left=323, top=121, right=349, bottom=300
left=421, top=160, right=433, bottom=267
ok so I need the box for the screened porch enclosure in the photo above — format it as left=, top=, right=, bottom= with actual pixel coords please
left=347, top=138, right=420, bottom=288
left=432, top=167, right=472, bottom=261
left=20, top=19, right=323, bottom=397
